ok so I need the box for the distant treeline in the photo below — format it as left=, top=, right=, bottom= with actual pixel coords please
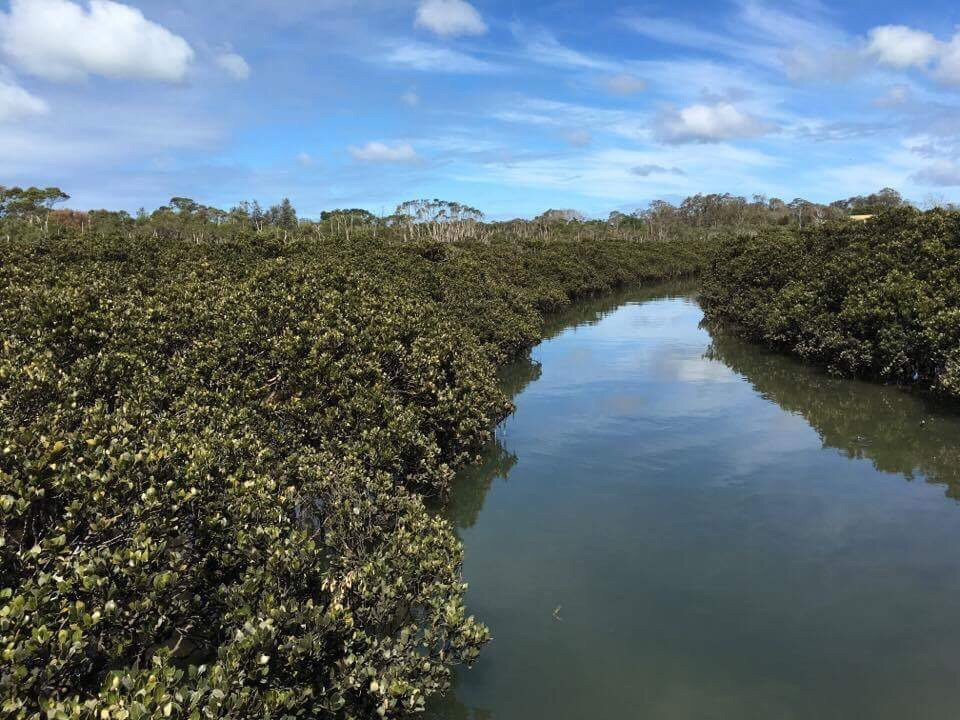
left=701, top=207, right=960, bottom=401
left=2, top=184, right=947, bottom=245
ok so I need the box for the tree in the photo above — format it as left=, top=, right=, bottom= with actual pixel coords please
left=321, top=208, right=377, bottom=225
left=393, top=199, right=485, bottom=242
left=251, top=201, right=265, bottom=231
left=831, top=188, right=906, bottom=215
left=170, top=197, right=200, bottom=215
left=228, top=201, right=252, bottom=225
left=535, top=209, right=586, bottom=224
left=396, top=199, right=484, bottom=225
left=789, top=198, right=812, bottom=229
left=0, top=186, right=70, bottom=220
left=271, top=198, right=298, bottom=229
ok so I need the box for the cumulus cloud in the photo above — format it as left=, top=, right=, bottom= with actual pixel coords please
left=215, top=52, right=250, bottom=80
left=631, top=164, right=685, bottom=177
left=866, top=25, right=940, bottom=69
left=401, top=89, right=420, bottom=107
left=859, top=25, right=960, bottom=86
left=0, top=70, right=48, bottom=121
left=296, top=152, right=314, bottom=167
left=415, top=0, right=486, bottom=38
left=349, top=141, right=418, bottom=163
left=0, top=0, right=194, bottom=82
left=602, top=73, right=647, bottom=96
left=655, top=102, right=773, bottom=144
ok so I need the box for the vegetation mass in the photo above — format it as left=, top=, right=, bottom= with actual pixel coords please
left=701, top=207, right=960, bottom=401
left=0, top=192, right=708, bottom=720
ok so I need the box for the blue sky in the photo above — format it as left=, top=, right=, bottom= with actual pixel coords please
left=1, top=0, right=960, bottom=218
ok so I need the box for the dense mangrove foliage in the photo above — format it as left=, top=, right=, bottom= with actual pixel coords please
left=0, top=208, right=708, bottom=720
left=701, top=207, right=960, bottom=401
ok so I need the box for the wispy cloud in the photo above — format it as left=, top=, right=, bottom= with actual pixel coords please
left=602, top=73, right=647, bottom=96
left=793, top=120, right=892, bottom=143
left=0, top=96, right=224, bottom=175
left=216, top=52, right=250, bottom=80
left=0, top=68, right=48, bottom=121
left=621, top=15, right=781, bottom=70
left=490, top=97, right=650, bottom=142
left=458, top=144, right=779, bottom=206
left=565, top=130, right=593, bottom=147
left=513, top=25, right=621, bottom=72
left=911, top=162, right=960, bottom=187
left=349, top=141, right=419, bottom=163
left=873, top=84, right=912, bottom=107
left=381, top=41, right=500, bottom=73
left=632, top=164, right=686, bottom=177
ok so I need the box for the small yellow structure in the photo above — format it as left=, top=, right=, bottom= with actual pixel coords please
left=849, top=214, right=875, bottom=222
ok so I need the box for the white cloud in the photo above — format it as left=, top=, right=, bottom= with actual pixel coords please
left=0, top=0, right=194, bottom=82
left=382, top=41, right=498, bottom=73
left=401, top=89, right=420, bottom=107
left=415, top=0, right=486, bottom=38
left=936, top=33, right=960, bottom=85
left=349, top=141, right=418, bottom=163
left=0, top=70, right=48, bottom=121
left=216, top=52, right=250, bottom=80
left=602, top=73, right=647, bottom=96
left=866, top=25, right=940, bottom=69
left=655, top=102, right=773, bottom=144
left=860, top=25, right=960, bottom=86
left=296, top=152, right=314, bottom=167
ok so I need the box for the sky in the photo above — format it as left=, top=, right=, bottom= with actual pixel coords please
left=1, top=0, right=960, bottom=219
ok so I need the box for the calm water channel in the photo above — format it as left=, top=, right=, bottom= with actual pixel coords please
left=428, top=282, right=960, bottom=720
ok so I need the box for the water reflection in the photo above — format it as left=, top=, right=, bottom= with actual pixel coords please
left=447, top=438, right=518, bottom=531
left=705, top=330, right=960, bottom=498
left=430, top=283, right=960, bottom=720
left=446, top=281, right=698, bottom=530
left=538, top=280, right=698, bottom=340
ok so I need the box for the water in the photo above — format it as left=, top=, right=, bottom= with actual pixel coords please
left=429, top=283, right=960, bottom=720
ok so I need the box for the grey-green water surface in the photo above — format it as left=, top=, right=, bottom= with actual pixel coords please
left=429, top=283, right=960, bottom=720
